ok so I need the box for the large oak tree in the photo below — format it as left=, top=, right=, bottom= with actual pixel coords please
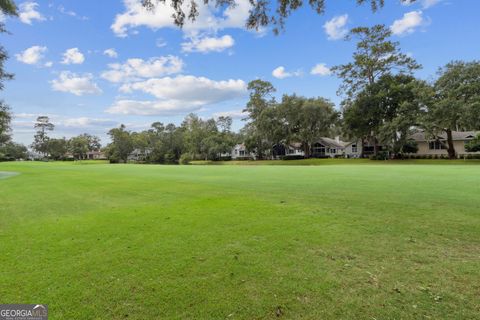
left=423, top=61, right=480, bottom=159
left=143, top=0, right=414, bottom=34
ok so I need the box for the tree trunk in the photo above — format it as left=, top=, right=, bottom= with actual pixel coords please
left=303, top=143, right=310, bottom=158
left=360, top=138, right=366, bottom=158
left=373, top=138, right=378, bottom=156
left=446, top=129, right=456, bottom=159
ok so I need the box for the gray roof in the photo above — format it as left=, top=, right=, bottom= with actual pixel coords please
left=289, top=138, right=347, bottom=149
left=318, top=137, right=347, bottom=149
left=410, top=131, right=478, bottom=142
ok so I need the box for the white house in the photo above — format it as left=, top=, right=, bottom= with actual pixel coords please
left=230, top=144, right=255, bottom=160
left=128, top=148, right=152, bottom=162
left=344, top=139, right=385, bottom=158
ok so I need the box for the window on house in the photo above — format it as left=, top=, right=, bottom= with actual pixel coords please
left=312, top=143, right=326, bottom=154
left=351, top=144, right=357, bottom=153
left=239, top=150, right=245, bottom=156
left=331, top=148, right=336, bottom=154
left=429, top=141, right=446, bottom=150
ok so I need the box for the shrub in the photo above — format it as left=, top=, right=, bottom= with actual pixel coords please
left=235, top=156, right=252, bottom=161
left=281, top=155, right=305, bottom=160
left=179, top=153, right=192, bottom=165
left=402, top=140, right=419, bottom=154
left=164, top=153, right=177, bottom=164
left=369, top=151, right=389, bottom=160
left=218, top=156, right=232, bottom=161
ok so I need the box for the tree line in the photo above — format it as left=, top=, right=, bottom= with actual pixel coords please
left=104, top=26, right=480, bottom=162
left=1, top=24, right=480, bottom=162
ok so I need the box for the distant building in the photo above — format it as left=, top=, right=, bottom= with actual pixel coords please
left=344, top=139, right=385, bottom=158
left=230, top=144, right=255, bottom=160
left=410, top=130, right=479, bottom=157
left=284, top=137, right=348, bottom=158
left=128, top=148, right=152, bottom=162
left=86, top=151, right=107, bottom=160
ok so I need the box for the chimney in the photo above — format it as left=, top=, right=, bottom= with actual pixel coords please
left=335, top=136, right=340, bottom=143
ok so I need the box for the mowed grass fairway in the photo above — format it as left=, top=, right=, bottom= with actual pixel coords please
left=0, top=162, right=479, bottom=319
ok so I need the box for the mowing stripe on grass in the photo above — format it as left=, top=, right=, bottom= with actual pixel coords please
left=0, top=171, right=19, bottom=179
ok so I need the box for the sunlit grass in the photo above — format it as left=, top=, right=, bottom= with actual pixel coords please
left=0, top=161, right=479, bottom=319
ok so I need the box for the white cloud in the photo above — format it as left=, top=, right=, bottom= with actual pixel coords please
left=61, top=48, right=85, bottom=65
left=156, top=38, right=167, bottom=48
left=19, top=1, right=45, bottom=25
left=272, top=66, right=301, bottom=79
left=60, top=117, right=116, bottom=128
left=106, top=99, right=205, bottom=116
left=421, top=0, right=440, bottom=8
left=44, top=61, right=53, bottom=68
left=57, top=5, right=89, bottom=20
left=391, top=11, right=425, bottom=35
left=107, top=75, right=247, bottom=116
left=51, top=72, right=102, bottom=96
left=103, top=48, right=118, bottom=58
left=181, top=35, right=234, bottom=53
left=101, top=56, right=184, bottom=83
left=310, top=63, right=331, bottom=76
left=402, top=0, right=441, bottom=9
left=111, top=0, right=252, bottom=37
left=323, top=14, right=349, bottom=40
left=213, top=110, right=246, bottom=119
left=13, top=113, right=115, bottom=128
left=120, top=75, right=246, bottom=101
left=15, top=46, right=47, bottom=65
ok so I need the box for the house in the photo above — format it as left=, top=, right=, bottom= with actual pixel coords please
left=410, top=130, right=479, bottom=157
left=230, top=144, right=255, bottom=160
left=86, top=151, right=106, bottom=160
left=344, top=139, right=385, bottom=158
left=311, top=137, right=347, bottom=158
left=281, top=137, right=348, bottom=158
left=284, top=142, right=304, bottom=157
left=128, top=148, right=152, bottom=162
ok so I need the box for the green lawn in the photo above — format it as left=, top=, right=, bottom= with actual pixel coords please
left=0, top=161, right=479, bottom=319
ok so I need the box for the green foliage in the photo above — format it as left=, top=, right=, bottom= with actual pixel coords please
left=179, top=153, right=193, bottom=165
left=348, top=74, right=425, bottom=156
left=369, top=151, right=389, bottom=160
left=0, top=101, right=11, bottom=145
left=69, top=134, right=101, bottom=160
left=106, top=124, right=134, bottom=163
left=333, top=24, right=421, bottom=98
left=281, top=154, right=305, bottom=160
left=0, top=0, right=17, bottom=16
left=465, top=134, right=480, bottom=152
left=47, top=138, right=69, bottom=160
left=282, top=96, right=338, bottom=157
left=423, top=60, right=480, bottom=158
left=401, top=139, right=419, bottom=154
left=243, top=81, right=338, bottom=159
left=143, top=0, right=412, bottom=34
left=0, top=0, right=17, bottom=91
left=31, top=116, right=54, bottom=156
left=0, top=142, right=27, bottom=161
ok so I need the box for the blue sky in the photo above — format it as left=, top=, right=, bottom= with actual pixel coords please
left=3, top=0, right=480, bottom=145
